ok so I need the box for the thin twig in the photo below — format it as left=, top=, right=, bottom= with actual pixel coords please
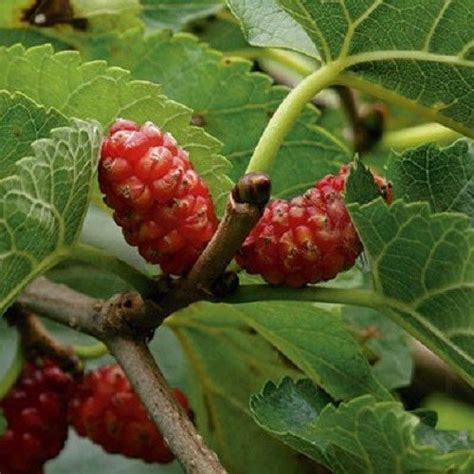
left=335, top=85, right=362, bottom=137
left=6, top=304, right=82, bottom=375
left=108, top=337, right=227, bottom=474
left=335, top=86, right=385, bottom=153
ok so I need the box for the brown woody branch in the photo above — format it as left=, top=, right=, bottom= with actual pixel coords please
left=109, top=337, right=226, bottom=473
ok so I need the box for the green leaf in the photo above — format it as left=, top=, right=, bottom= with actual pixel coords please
left=227, top=0, right=318, bottom=57
left=0, top=92, right=68, bottom=180
left=0, top=43, right=232, bottom=214
left=141, top=0, right=223, bottom=30
left=81, top=30, right=349, bottom=193
left=343, top=306, right=414, bottom=391
left=0, top=410, right=6, bottom=436
left=0, top=28, right=69, bottom=49
left=251, top=378, right=474, bottom=474
left=387, top=140, right=474, bottom=222
left=347, top=198, right=474, bottom=386
left=193, top=13, right=250, bottom=52
left=234, top=301, right=390, bottom=400
left=232, top=0, right=474, bottom=138
left=416, top=422, right=474, bottom=454
left=0, top=114, right=102, bottom=316
left=344, top=159, right=381, bottom=205
left=167, top=302, right=314, bottom=474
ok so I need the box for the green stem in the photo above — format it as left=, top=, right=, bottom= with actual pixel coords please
left=74, top=342, right=108, bottom=360
left=382, top=123, right=461, bottom=150
left=228, top=285, right=383, bottom=308
left=261, top=49, right=316, bottom=76
left=70, top=243, right=154, bottom=297
left=0, top=344, right=25, bottom=400
left=245, top=62, right=341, bottom=175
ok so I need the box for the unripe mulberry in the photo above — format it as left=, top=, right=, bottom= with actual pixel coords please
left=99, top=119, right=218, bottom=275
left=68, top=364, right=190, bottom=464
left=0, top=359, right=73, bottom=474
left=237, top=165, right=391, bottom=287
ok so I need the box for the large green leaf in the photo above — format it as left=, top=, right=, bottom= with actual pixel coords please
left=0, top=113, right=101, bottom=316
left=0, top=43, right=232, bottom=214
left=80, top=30, right=349, bottom=193
left=387, top=140, right=474, bottom=222
left=167, top=303, right=313, bottom=474
left=345, top=167, right=474, bottom=385
left=250, top=378, right=474, bottom=474
left=234, top=301, right=390, bottom=400
left=230, top=0, right=474, bottom=138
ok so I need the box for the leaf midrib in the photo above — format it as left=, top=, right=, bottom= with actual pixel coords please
left=340, top=50, right=474, bottom=69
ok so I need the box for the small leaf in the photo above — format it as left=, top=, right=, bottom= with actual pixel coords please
left=0, top=114, right=102, bottom=316
left=387, top=140, right=474, bottom=222
left=412, top=408, right=438, bottom=428
left=251, top=378, right=474, bottom=474
left=0, top=410, right=6, bottom=436
left=227, top=0, right=318, bottom=57
left=348, top=200, right=474, bottom=386
left=344, top=159, right=382, bottom=205
left=233, top=301, right=390, bottom=400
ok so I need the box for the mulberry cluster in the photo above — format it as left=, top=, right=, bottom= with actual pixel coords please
left=0, top=359, right=73, bottom=474
left=99, top=119, right=218, bottom=275
left=236, top=165, right=392, bottom=287
left=68, top=364, right=190, bottom=464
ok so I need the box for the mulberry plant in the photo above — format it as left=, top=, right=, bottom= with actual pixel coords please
left=0, top=1, right=473, bottom=474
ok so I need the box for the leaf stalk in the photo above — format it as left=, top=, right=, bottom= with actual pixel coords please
left=245, top=62, right=342, bottom=175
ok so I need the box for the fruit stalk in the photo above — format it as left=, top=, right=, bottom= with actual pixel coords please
left=245, top=62, right=341, bottom=175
